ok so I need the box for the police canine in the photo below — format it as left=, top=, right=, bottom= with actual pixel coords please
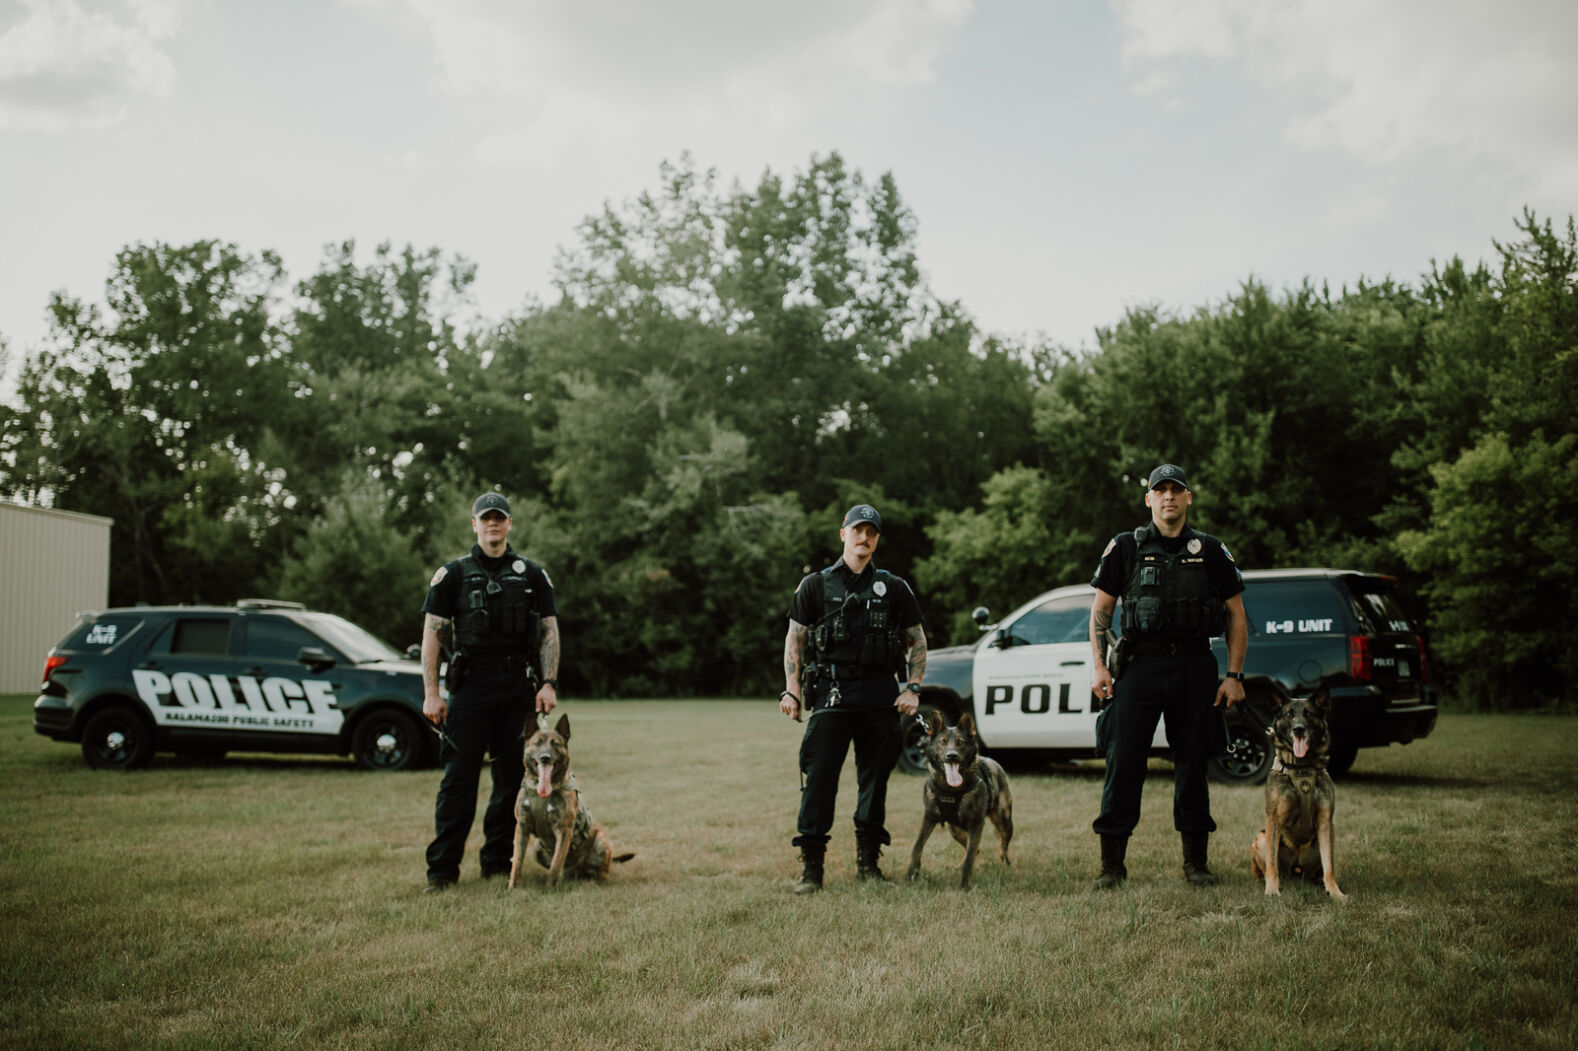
left=1250, top=687, right=1346, bottom=898
left=905, top=711, right=1013, bottom=889
left=508, top=715, right=634, bottom=889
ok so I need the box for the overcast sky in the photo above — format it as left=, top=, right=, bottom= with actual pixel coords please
left=3, top=0, right=1576, bottom=384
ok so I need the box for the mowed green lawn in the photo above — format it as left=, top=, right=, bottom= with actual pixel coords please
left=2, top=694, right=1575, bottom=1051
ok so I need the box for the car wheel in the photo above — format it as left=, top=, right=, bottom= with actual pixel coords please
left=352, top=709, right=425, bottom=772
left=1326, top=742, right=1358, bottom=777
left=896, top=703, right=940, bottom=776
left=81, top=706, right=156, bottom=771
left=1208, top=705, right=1272, bottom=784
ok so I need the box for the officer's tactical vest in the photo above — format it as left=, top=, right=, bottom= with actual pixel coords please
left=809, top=564, right=907, bottom=674
left=1120, top=525, right=1227, bottom=640
left=454, top=553, right=542, bottom=657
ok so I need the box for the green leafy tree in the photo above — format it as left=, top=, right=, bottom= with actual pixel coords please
left=0, top=241, right=292, bottom=604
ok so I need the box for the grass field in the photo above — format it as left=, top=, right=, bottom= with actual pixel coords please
left=2, top=695, right=1575, bottom=1050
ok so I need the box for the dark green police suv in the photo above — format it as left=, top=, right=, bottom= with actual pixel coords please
left=34, top=600, right=434, bottom=772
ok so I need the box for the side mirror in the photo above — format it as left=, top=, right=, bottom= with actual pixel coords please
left=297, top=646, right=336, bottom=672
left=972, top=606, right=992, bottom=630
left=404, top=644, right=420, bottom=661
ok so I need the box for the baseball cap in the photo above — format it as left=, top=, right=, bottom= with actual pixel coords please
left=1147, top=464, right=1189, bottom=490
left=841, top=504, right=882, bottom=532
left=472, top=492, right=511, bottom=517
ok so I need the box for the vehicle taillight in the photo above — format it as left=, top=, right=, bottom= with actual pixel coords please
left=42, top=655, right=68, bottom=684
left=1416, top=636, right=1429, bottom=683
left=1348, top=634, right=1372, bottom=684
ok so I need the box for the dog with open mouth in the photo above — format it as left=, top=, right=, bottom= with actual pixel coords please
left=508, top=714, right=634, bottom=889
left=905, top=711, right=1013, bottom=889
left=1250, top=687, right=1346, bottom=898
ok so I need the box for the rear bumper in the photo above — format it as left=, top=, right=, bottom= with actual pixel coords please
left=1329, top=686, right=1438, bottom=748
left=33, top=695, right=76, bottom=740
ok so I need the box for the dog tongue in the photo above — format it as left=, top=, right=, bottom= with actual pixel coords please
left=945, top=763, right=963, bottom=788
left=1293, top=738, right=1309, bottom=759
left=536, top=761, right=554, bottom=798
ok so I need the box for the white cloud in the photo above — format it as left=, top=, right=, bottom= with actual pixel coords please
left=352, top=0, right=974, bottom=163
left=1112, top=0, right=1578, bottom=196
left=0, top=0, right=186, bottom=130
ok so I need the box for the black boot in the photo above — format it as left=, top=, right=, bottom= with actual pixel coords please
left=1093, top=834, right=1128, bottom=890
left=1182, top=832, right=1220, bottom=886
left=795, top=846, right=825, bottom=895
left=856, top=839, right=889, bottom=882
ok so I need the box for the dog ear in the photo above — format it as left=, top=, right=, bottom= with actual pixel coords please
left=957, top=712, right=976, bottom=738
left=1307, top=686, right=1330, bottom=713
left=925, top=709, right=944, bottom=736
left=555, top=713, right=570, bottom=741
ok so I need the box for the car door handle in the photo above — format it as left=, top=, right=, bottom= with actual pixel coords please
left=1060, top=660, right=1086, bottom=666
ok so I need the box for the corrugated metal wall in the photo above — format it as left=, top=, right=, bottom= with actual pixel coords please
left=0, top=503, right=112, bottom=694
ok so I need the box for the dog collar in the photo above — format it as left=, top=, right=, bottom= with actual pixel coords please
left=1272, top=756, right=1327, bottom=774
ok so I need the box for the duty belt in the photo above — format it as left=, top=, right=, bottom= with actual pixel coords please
left=817, top=664, right=894, bottom=681
left=465, top=653, right=535, bottom=671
left=1125, top=638, right=1211, bottom=657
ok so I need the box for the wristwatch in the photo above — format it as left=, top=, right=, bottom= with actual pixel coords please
left=541, top=678, right=558, bottom=689
left=1223, top=671, right=1245, bottom=681
left=904, top=682, right=922, bottom=694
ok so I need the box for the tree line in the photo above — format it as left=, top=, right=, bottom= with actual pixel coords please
left=2, top=153, right=1573, bottom=708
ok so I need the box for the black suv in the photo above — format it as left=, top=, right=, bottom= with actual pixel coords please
left=33, top=600, right=433, bottom=772
left=909, top=568, right=1438, bottom=783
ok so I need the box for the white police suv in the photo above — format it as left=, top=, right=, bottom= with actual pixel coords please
left=906, top=570, right=1438, bottom=783
left=34, top=600, right=434, bottom=772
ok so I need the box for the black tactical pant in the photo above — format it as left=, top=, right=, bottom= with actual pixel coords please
left=426, top=667, right=534, bottom=881
left=1093, top=650, right=1223, bottom=838
left=793, top=699, right=902, bottom=851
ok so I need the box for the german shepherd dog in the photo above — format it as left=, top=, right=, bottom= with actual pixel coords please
left=905, top=711, right=1013, bottom=889
left=508, top=715, right=634, bottom=889
left=1251, top=687, right=1346, bottom=898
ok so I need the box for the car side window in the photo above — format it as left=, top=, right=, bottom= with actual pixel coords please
left=244, top=618, right=329, bottom=662
left=1240, top=581, right=1349, bottom=636
left=149, top=618, right=232, bottom=655
left=1006, top=596, right=1091, bottom=646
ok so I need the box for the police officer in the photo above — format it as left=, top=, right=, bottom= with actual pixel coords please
left=1087, top=464, right=1247, bottom=889
left=780, top=504, right=926, bottom=893
left=419, top=492, right=560, bottom=893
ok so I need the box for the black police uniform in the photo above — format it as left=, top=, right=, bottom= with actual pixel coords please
left=787, top=560, right=923, bottom=854
left=1090, top=523, right=1243, bottom=839
left=422, top=544, right=558, bottom=883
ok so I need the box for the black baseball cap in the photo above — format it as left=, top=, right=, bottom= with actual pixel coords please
left=472, top=492, right=511, bottom=517
left=842, top=504, right=882, bottom=531
left=1147, top=464, right=1189, bottom=490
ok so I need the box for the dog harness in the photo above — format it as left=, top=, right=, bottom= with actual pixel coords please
left=932, top=765, right=998, bottom=827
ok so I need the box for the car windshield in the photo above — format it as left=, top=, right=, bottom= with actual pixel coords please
left=295, top=613, right=405, bottom=663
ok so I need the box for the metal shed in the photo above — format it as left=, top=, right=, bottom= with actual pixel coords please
left=0, top=502, right=112, bottom=694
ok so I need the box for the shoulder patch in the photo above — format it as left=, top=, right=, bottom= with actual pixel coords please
left=1102, top=538, right=1115, bottom=557
left=1221, top=543, right=1236, bottom=563
left=430, top=566, right=447, bottom=587
left=540, top=567, right=553, bottom=589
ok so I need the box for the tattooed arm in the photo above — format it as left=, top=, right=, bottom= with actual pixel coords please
left=781, top=620, right=808, bottom=720
left=1090, top=590, right=1119, bottom=702
left=903, top=624, right=928, bottom=687
left=421, top=613, right=453, bottom=724
left=895, top=623, right=927, bottom=716
left=536, top=616, right=560, bottom=715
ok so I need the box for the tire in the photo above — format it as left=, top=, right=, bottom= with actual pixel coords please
left=351, top=708, right=426, bottom=772
left=81, top=706, right=156, bottom=771
left=1208, top=704, right=1272, bottom=784
left=1326, top=742, right=1358, bottom=777
left=896, top=702, right=941, bottom=776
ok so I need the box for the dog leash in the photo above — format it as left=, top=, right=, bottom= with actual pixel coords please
left=427, top=718, right=536, bottom=767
